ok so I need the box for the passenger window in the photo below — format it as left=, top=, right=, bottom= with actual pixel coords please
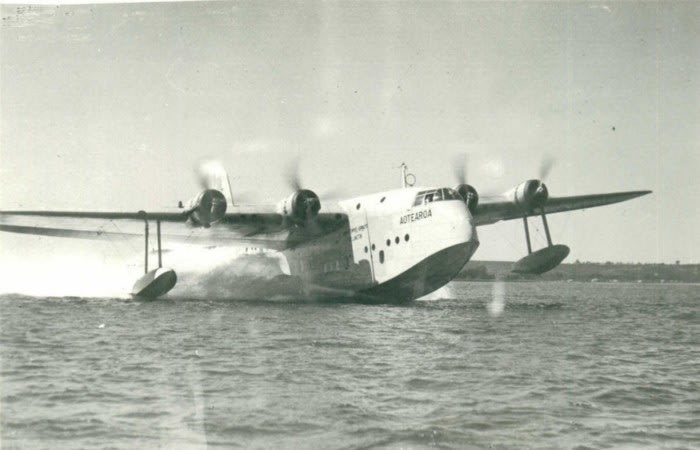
left=379, top=250, right=385, bottom=264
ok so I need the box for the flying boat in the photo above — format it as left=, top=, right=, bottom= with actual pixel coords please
left=0, top=159, right=651, bottom=301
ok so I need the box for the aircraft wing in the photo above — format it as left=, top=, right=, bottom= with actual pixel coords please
left=472, top=190, right=652, bottom=226
left=0, top=208, right=349, bottom=250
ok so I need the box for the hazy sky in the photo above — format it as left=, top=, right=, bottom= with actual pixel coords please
left=1, top=1, right=698, bottom=264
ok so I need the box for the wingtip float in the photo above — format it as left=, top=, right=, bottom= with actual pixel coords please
left=131, top=215, right=177, bottom=299
left=132, top=267, right=177, bottom=299
left=512, top=244, right=571, bottom=275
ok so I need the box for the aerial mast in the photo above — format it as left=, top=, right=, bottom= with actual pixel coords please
left=398, top=162, right=415, bottom=188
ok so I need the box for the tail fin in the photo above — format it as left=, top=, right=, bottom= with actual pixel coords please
left=196, top=160, right=234, bottom=206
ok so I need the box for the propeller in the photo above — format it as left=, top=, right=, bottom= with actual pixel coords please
left=284, top=156, right=346, bottom=200
left=192, top=159, right=234, bottom=206
left=284, top=157, right=303, bottom=192
left=451, top=153, right=499, bottom=195
left=538, top=154, right=555, bottom=181
left=532, top=154, right=555, bottom=208
left=451, top=153, right=480, bottom=212
left=195, top=159, right=227, bottom=190
left=282, top=157, right=323, bottom=234
left=452, top=153, right=468, bottom=185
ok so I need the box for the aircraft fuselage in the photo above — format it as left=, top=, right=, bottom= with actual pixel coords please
left=281, top=187, right=479, bottom=301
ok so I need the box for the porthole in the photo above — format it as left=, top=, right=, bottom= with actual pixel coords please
left=379, top=250, right=385, bottom=264
left=404, top=234, right=410, bottom=242
left=356, top=203, right=361, bottom=210
left=395, top=236, right=400, bottom=244
left=364, top=246, right=368, bottom=253
left=371, top=244, right=376, bottom=251
left=380, top=197, right=386, bottom=203
left=386, top=239, right=391, bottom=246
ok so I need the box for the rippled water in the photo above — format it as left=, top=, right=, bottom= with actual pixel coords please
left=1, top=282, right=698, bottom=449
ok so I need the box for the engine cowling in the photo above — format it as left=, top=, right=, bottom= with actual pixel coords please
left=277, top=189, right=321, bottom=223
left=187, top=189, right=227, bottom=227
left=508, top=179, right=549, bottom=210
left=455, top=184, right=479, bottom=214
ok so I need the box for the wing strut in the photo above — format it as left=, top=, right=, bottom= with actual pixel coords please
left=131, top=212, right=177, bottom=298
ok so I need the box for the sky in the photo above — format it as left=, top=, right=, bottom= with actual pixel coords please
left=1, top=1, right=698, bottom=268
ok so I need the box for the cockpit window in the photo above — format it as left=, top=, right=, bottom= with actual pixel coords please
left=413, top=188, right=460, bottom=206
left=442, top=188, right=460, bottom=201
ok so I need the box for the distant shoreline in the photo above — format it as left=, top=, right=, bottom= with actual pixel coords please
left=457, top=261, right=700, bottom=283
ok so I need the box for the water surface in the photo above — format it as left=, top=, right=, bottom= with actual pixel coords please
left=1, top=282, right=698, bottom=449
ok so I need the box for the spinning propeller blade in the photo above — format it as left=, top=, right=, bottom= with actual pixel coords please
left=194, top=159, right=234, bottom=206
left=282, top=157, right=326, bottom=234
left=285, top=157, right=345, bottom=200
left=538, top=154, right=555, bottom=181
left=452, top=153, right=468, bottom=185
left=284, top=157, right=303, bottom=192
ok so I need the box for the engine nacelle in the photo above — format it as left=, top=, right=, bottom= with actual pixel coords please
left=455, top=184, right=479, bottom=214
left=277, top=189, right=321, bottom=223
left=187, top=189, right=227, bottom=227
left=506, top=179, right=549, bottom=210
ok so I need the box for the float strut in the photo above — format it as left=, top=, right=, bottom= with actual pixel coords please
left=157, top=220, right=162, bottom=268
left=143, top=219, right=149, bottom=274
left=132, top=211, right=177, bottom=299
left=540, top=208, right=553, bottom=247
left=523, top=216, right=532, bottom=255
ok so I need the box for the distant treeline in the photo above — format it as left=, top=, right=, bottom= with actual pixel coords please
left=456, top=261, right=700, bottom=283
